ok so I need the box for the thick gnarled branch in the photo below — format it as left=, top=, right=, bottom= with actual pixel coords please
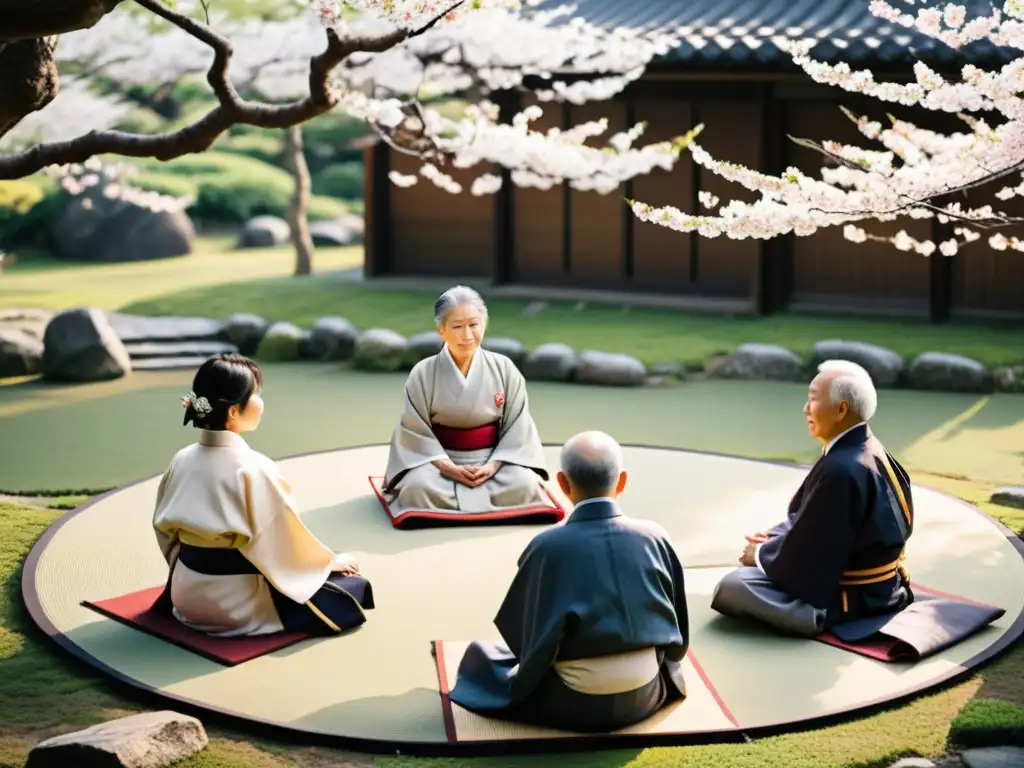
left=0, top=0, right=123, bottom=41
left=0, top=37, right=58, bottom=138
left=0, top=0, right=466, bottom=179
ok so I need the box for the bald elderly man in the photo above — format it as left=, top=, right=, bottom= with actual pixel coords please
left=448, top=430, right=689, bottom=733
left=711, top=360, right=915, bottom=637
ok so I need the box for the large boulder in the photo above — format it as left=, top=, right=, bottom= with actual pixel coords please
left=990, top=487, right=1024, bottom=509
left=42, top=309, right=132, bottom=382
left=307, top=316, right=360, bottom=361
left=0, top=328, right=44, bottom=377
left=256, top=321, right=304, bottom=362
left=906, top=352, right=994, bottom=393
left=522, top=342, right=576, bottom=382
left=26, top=710, right=208, bottom=768
left=482, top=336, right=526, bottom=367
left=575, top=350, right=647, bottom=387
left=353, top=328, right=407, bottom=372
left=51, top=188, right=194, bottom=263
left=309, top=214, right=363, bottom=246
left=811, top=339, right=905, bottom=387
left=404, top=331, right=444, bottom=367
left=236, top=216, right=289, bottom=249
left=706, top=343, right=803, bottom=382
left=217, top=313, right=269, bottom=356
left=992, top=365, right=1024, bottom=393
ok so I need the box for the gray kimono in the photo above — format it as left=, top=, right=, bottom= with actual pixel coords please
left=382, top=346, right=550, bottom=517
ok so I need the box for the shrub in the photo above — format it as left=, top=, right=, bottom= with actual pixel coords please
left=217, top=131, right=285, bottom=167
left=192, top=178, right=348, bottom=223
left=0, top=181, right=46, bottom=238
left=312, top=162, right=364, bottom=200
left=949, top=700, right=1024, bottom=748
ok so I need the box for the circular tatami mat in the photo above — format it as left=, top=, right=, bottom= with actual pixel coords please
left=22, top=444, right=1024, bottom=755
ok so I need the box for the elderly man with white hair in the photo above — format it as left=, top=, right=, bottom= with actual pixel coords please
left=448, top=430, right=689, bottom=732
left=711, top=359, right=916, bottom=637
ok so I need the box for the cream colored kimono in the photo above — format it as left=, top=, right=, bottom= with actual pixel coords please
left=383, top=346, right=550, bottom=517
left=152, top=429, right=341, bottom=637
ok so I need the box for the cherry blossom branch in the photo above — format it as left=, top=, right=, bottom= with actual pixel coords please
left=0, top=0, right=465, bottom=179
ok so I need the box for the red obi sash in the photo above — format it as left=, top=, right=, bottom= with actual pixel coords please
left=431, top=422, right=499, bottom=451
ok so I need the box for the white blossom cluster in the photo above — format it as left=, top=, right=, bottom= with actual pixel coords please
left=632, top=1, right=1024, bottom=256
left=46, top=157, right=194, bottom=215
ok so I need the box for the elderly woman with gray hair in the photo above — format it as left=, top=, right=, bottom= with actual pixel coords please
left=381, top=285, right=555, bottom=522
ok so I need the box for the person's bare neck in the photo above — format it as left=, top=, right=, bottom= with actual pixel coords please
left=450, top=348, right=475, bottom=375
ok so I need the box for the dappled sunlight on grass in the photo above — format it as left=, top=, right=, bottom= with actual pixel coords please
left=0, top=237, right=363, bottom=312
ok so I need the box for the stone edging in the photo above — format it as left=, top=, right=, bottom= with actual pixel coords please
left=5, top=308, right=1022, bottom=394
left=234, top=314, right=1022, bottom=395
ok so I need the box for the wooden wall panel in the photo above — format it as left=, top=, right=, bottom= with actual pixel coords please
left=695, top=101, right=761, bottom=297
left=785, top=101, right=930, bottom=313
left=951, top=182, right=1024, bottom=316
left=389, top=150, right=494, bottom=277
left=629, top=101, right=694, bottom=290
left=511, top=99, right=565, bottom=282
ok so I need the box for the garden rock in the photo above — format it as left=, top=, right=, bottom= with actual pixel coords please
left=887, top=759, right=936, bottom=768
left=42, top=308, right=132, bottom=382
left=236, top=216, right=289, bottom=249
left=51, top=191, right=194, bottom=263
left=25, top=710, right=207, bottom=768
left=307, top=316, right=359, bottom=361
left=0, top=328, right=43, bottom=378
left=405, top=331, right=444, bottom=367
left=309, top=215, right=363, bottom=246
left=0, top=307, right=54, bottom=339
left=575, top=350, right=647, bottom=387
left=353, top=328, right=407, bottom=372
left=522, top=342, right=576, bottom=381
left=811, top=339, right=904, bottom=387
left=961, top=747, right=1024, bottom=768
left=105, top=313, right=223, bottom=344
left=706, top=343, right=803, bottom=382
left=906, top=352, right=994, bottom=393
left=990, top=487, right=1024, bottom=509
left=992, top=365, right=1024, bottom=393
left=482, top=336, right=526, bottom=367
left=218, top=313, right=268, bottom=356
left=256, top=321, right=304, bottom=362
left=648, top=361, right=685, bottom=379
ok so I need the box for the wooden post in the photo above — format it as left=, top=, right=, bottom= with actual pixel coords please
left=755, top=84, right=793, bottom=314
left=363, top=141, right=392, bottom=278
left=492, top=90, right=519, bottom=285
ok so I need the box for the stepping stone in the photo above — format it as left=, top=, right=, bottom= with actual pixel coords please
left=122, top=341, right=238, bottom=359
left=889, top=758, right=936, bottom=768
left=106, top=313, right=223, bottom=343
left=961, top=746, right=1024, bottom=768
left=990, top=487, right=1024, bottom=510
left=131, top=356, right=224, bottom=371
left=26, top=710, right=207, bottom=767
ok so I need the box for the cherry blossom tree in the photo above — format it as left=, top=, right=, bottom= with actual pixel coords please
left=0, top=0, right=695, bottom=208
left=631, top=0, right=1024, bottom=257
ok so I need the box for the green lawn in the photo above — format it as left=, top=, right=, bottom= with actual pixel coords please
left=122, top=277, right=1024, bottom=368
left=1, top=368, right=1022, bottom=767
left=0, top=238, right=362, bottom=312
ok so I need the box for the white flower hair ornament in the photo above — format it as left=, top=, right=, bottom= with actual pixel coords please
left=182, top=391, right=213, bottom=417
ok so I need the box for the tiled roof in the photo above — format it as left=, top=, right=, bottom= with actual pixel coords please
left=537, top=0, right=1015, bottom=70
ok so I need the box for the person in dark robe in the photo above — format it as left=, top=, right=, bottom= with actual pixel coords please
left=447, top=430, right=689, bottom=733
left=711, top=359, right=914, bottom=637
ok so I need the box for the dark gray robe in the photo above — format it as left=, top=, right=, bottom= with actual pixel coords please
left=448, top=500, right=689, bottom=732
left=711, top=424, right=915, bottom=636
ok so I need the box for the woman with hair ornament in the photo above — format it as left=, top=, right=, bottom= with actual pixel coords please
left=152, top=354, right=373, bottom=637
left=381, top=285, right=553, bottom=520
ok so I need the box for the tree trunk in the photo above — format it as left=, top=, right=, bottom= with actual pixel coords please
left=0, top=37, right=59, bottom=140
left=283, top=124, right=314, bottom=276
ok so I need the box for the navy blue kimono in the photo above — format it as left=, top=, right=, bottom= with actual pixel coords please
left=712, top=423, right=914, bottom=635
left=448, top=499, right=689, bottom=732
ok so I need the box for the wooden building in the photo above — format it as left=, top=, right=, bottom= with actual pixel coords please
left=363, top=0, right=1024, bottom=320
